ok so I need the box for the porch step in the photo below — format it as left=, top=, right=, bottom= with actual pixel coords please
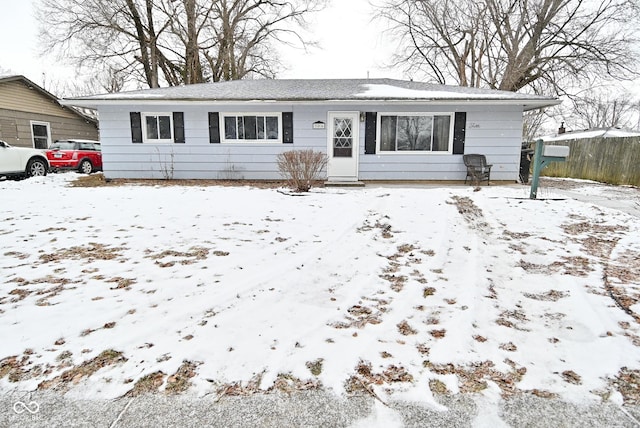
left=324, top=181, right=366, bottom=188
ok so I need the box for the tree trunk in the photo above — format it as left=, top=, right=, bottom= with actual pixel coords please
left=125, top=0, right=158, bottom=88
left=184, top=0, right=204, bottom=84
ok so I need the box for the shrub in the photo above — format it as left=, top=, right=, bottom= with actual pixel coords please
left=276, top=150, right=328, bottom=192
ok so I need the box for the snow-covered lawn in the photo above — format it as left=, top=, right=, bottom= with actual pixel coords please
left=1, top=174, right=639, bottom=407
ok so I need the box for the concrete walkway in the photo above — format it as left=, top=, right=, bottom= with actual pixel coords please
left=2, top=390, right=639, bottom=427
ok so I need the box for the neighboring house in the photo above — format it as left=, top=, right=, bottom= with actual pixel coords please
left=0, top=75, right=98, bottom=149
left=62, top=79, right=558, bottom=182
left=539, top=127, right=640, bottom=142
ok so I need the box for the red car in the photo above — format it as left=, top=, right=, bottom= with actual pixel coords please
left=46, top=140, right=102, bottom=174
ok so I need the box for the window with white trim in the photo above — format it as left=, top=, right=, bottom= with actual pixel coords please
left=143, top=113, right=173, bottom=143
left=222, top=114, right=281, bottom=142
left=378, top=113, right=452, bottom=152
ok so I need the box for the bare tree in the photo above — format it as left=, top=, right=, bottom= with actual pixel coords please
left=569, top=91, right=638, bottom=129
left=48, top=66, right=128, bottom=98
left=375, top=0, right=640, bottom=95
left=37, top=0, right=326, bottom=88
left=523, top=110, right=551, bottom=142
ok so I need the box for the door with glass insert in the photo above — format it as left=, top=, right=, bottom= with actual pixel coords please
left=327, top=112, right=359, bottom=181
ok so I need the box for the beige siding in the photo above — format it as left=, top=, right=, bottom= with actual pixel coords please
left=0, top=108, right=98, bottom=148
left=0, top=80, right=77, bottom=118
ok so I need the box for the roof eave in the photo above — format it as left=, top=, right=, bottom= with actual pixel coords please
left=62, top=97, right=561, bottom=110
left=523, top=99, right=562, bottom=111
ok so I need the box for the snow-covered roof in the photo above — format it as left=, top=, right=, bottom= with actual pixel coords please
left=63, top=78, right=559, bottom=111
left=540, top=128, right=640, bottom=142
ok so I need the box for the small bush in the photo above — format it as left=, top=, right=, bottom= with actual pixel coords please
left=277, top=150, right=328, bottom=192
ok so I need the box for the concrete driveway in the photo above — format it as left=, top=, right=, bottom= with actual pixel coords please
left=537, top=178, right=640, bottom=218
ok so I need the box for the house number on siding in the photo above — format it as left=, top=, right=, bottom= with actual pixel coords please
left=469, top=122, right=480, bottom=128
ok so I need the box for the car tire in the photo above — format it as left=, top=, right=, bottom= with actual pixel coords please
left=79, top=159, right=93, bottom=174
left=26, top=158, right=47, bottom=177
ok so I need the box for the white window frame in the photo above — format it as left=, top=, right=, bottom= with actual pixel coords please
left=30, top=120, right=51, bottom=149
left=376, top=112, right=455, bottom=154
left=220, top=112, right=283, bottom=144
left=142, top=112, right=174, bottom=144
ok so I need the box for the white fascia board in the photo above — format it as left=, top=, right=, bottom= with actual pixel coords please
left=61, top=98, right=560, bottom=110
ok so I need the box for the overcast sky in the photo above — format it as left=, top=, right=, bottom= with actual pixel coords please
left=0, top=0, right=404, bottom=92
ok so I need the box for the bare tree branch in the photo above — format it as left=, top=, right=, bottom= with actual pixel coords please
left=37, top=0, right=327, bottom=87
left=373, top=0, right=640, bottom=95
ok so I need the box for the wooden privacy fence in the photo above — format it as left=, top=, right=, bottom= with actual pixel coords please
left=541, top=137, right=640, bottom=186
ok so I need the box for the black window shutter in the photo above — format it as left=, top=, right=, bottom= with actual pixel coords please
left=173, top=112, right=185, bottom=143
left=282, top=112, right=293, bottom=144
left=365, top=112, right=377, bottom=154
left=453, top=112, right=466, bottom=154
left=208, top=112, right=220, bottom=144
left=130, top=112, right=142, bottom=143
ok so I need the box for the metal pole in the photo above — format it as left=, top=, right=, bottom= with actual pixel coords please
left=529, top=139, right=544, bottom=199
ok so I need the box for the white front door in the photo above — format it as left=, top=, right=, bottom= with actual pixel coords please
left=327, top=112, right=359, bottom=182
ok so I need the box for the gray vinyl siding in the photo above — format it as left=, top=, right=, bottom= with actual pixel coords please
left=360, top=105, right=522, bottom=181
left=97, top=103, right=523, bottom=181
left=100, top=104, right=296, bottom=179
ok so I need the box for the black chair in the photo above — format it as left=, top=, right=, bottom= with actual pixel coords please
left=463, top=154, right=492, bottom=185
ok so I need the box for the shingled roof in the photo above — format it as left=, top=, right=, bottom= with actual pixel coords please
left=64, top=78, right=559, bottom=111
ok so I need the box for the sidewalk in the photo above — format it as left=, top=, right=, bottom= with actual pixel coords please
left=2, top=390, right=639, bottom=427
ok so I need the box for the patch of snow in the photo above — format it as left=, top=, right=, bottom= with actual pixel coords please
left=472, top=383, right=510, bottom=428
left=540, top=129, right=640, bottom=142
left=355, top=84, right=524, bottom=99
left=348, top=400, right=404, bottom=428
left=84, top=92, right=168, bottom=100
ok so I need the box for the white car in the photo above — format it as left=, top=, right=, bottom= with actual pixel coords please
left=0, top=140, right=49, bottom=179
